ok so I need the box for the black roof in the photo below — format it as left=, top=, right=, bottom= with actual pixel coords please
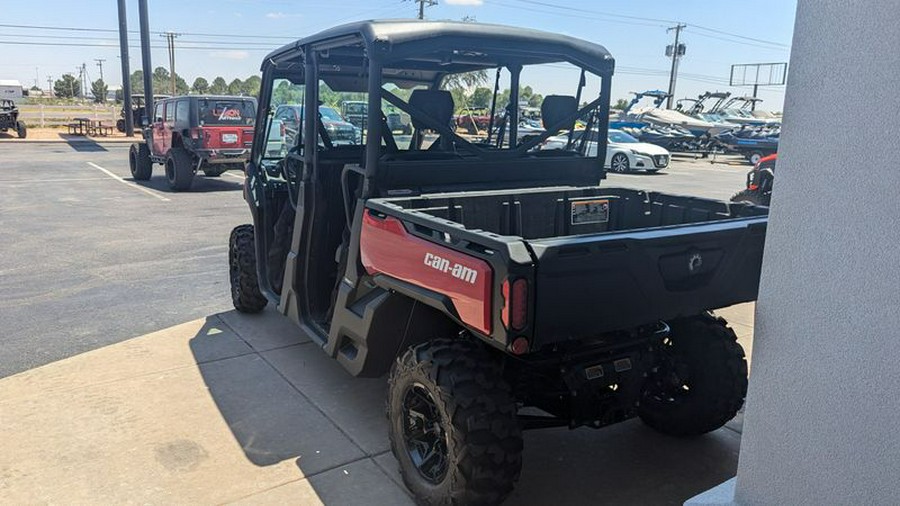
left=263, top=19, right=614, bottom=84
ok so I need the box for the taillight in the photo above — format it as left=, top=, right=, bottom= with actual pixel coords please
left=501, top=278, right=528, bottom=331
left=190, top=127, right=201, bottom=141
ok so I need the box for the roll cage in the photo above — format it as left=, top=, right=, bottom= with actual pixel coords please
left=251, top=20, right=616, bottom=199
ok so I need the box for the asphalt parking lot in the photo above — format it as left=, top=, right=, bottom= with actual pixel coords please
left=0, top=140, right=750, bottom=378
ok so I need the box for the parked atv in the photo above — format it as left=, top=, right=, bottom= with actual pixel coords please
left=230, top=20, right=767, bottom=504
left=732, top=153, right=777, bottom=206
left=0, top=99, right=27, bottom=138
left=116, top=94, right=170, bottom=133
left=129, top=95, right=256, bottom=191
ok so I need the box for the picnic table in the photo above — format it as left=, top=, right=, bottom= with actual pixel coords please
left=66, top=118, right=114, bottom=137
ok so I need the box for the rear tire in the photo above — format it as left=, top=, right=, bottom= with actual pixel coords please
left=15, top=121, right=26, bottom=139
left=387, top=339, right=523, bottom=506
left=165, top=147, right=194, bottom=191
left=638, top=313, right=748, bottom=437
left=730, top=189, right=768, bottom=206
left=129, top=143, right=153, bottom=180
left=747, top=151, right=764, bottom=165
left=229, top=225, right=267, bottom=313
left=116, top=119, right=125, bottom=133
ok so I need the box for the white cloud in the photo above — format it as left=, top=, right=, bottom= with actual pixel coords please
left=445, top=0, right=484, bottom=5
left=209, top=50, right=250, bottom=60
left=266, top=12, right=285, bottom=19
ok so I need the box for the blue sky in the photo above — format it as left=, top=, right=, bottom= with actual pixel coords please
left=0, top=0, right=796, bottom=110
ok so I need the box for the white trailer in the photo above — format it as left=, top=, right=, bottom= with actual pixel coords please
left=0, top=80, right=25, bottom=102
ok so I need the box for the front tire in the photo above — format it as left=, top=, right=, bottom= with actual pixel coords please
left=165, top=147, right=194, bottom=191
left=387, top=339, right=523, bottom=506
left=229, top=225, right=267, bottom=313
left=747, top=151, right=764, bottom=165
left=610, top=152, right=630, bottom=172
left=129, top=143, right=153, bottom=180
left=638, top=313, right=748, bottom=437
left=16, top=121, right=26, bottom=139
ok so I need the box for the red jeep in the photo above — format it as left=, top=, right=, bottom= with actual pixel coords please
left=129, top=95, right=257, bottom=191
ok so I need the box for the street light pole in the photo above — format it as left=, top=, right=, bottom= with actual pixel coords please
left=138, top=0, right=154, bottom=127
left=117, top=0, right=134, bottom=136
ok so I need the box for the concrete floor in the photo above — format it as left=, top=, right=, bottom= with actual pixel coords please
left=0, top=303, right=753, bottom=505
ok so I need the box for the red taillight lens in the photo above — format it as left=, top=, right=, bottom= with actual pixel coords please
left=502, top=278, right=528, bottom=331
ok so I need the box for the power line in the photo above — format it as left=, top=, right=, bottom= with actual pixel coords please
left=0, top=23, right=296, bottom=40
left=0, top=40, right=274, bottom=51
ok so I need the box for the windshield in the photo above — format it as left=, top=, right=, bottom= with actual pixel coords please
left=319, top=106, right=344, bottom=122
left=199, top=99, right=256, bottom=126
left=609, top=130, right=639, bottom=143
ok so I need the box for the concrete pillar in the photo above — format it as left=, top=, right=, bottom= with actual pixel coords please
left=688, top=0, right=900, bottom=504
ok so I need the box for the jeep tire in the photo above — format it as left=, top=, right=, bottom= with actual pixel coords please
left=730, top=189, right=769, bottom=206
left=165, top=147, right=194, bottom=191
left=387, top=339, right=523, bottom=506
left=229, top=224, right=267, bottom=313
left=16, top=120, right=26, bottom=139
left=129, top=142, right=153, bottom=180
left=638, top=313, right=748, bottom=436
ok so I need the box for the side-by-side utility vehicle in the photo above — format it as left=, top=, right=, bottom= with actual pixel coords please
left=229, top=21, right=768, bottom=505
left=0, top=99, right=26, bottom=138
left=129, top=95, right=256, bottom=191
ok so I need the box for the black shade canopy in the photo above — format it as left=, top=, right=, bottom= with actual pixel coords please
left=263, top=20, right=615, bottom=90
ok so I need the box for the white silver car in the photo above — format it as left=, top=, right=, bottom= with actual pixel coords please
left=542, top=129, right=670, bottom=173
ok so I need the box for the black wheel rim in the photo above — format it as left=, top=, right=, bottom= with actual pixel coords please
left=644, top=338, right=692, bottom=403
left=402, top=383, right=449, bottom=484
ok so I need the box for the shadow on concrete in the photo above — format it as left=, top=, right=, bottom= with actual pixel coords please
left=64, top=136, right=109, bottom=152
left=132, top=174, right=243, bottom=193
left=191, top=310, right=741, bottom=504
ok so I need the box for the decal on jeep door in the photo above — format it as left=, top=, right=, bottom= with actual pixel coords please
left=360, top=210, right=493, bottom=334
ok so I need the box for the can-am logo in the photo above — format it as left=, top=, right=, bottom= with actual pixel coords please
left=424, top=252, right=478, bottom=284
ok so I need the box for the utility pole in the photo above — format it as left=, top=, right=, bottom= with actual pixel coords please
left=160, top=31, right=181, bottom=95
left=410, top=0, right=437, bottom=20
left=47, top=75, right=53, bottom=96
left=117, top=0, right=134, bottom=136
left=138, top=0, right=154, bottom=126
left=665, top=23, right=687, bottom=109
left=94, top=58, right=106, bottom=82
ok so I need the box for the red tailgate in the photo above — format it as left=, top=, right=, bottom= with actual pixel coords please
left=360, top=210, right=493, bottom=334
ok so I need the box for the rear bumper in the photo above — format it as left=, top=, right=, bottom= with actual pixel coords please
left=196, top=148, right=249, bottom=164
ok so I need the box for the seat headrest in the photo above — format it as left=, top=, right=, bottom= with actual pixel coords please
left=541, top=95, right=578, bottom=134
left=409, top=90, right=454, bottom=131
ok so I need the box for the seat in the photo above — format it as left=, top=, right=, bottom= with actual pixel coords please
left=408, top=89, right=455, bottom=150
left=541, top=95, right=578, bottom=135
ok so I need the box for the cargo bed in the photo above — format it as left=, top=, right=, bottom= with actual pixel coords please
left=366, top=186, right=767, bottom=347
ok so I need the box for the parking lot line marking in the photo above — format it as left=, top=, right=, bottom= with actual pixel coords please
left=224, top=172, right=245, bottom=179
left=86, top=162, right=170, bottom=202
left=0, top=177, right=110, bottom=184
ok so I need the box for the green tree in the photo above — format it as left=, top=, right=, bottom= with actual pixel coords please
left=469, top=87, right=493, bottom=109
left=91, top=79, right=108, bottom=103
left=130, top=70, right=144, bottom=94
left=227, top=78, right=244, bottom=95
left=191, top=77, right=209, bottom=94
left=54, top=74, right=81, bottom=98
left=209, top=77, right=228, bottom=94
left=527, top=93, right=543, bottom=108
left=241, top=75, right=262, bottom=97
left=442, top=70, right=489, bottom=92
left=613, top=98, right=630, bottom=110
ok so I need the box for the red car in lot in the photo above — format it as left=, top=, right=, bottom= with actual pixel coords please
left=129, top=95, right=257, bottom=191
